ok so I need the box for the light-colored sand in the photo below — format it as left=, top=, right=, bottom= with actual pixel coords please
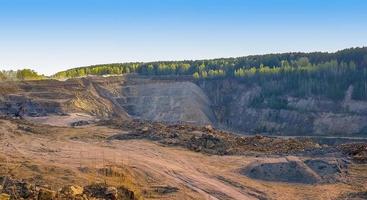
left=24, top=113, right=97, bottom=127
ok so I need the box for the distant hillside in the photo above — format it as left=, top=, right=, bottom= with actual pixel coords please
left=53, top=47, right=367, bottom=100
left=53, top=47, right=367, bottom=78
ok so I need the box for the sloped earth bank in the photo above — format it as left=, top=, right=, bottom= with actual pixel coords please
left=2, top=75, right=367, bottom=136
left=0, top=117, right=367, bottom=199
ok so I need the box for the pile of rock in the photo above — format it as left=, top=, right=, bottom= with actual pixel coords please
left=0, top=176, right=36, bottom=199
left=70, top=120, right=90, bottom=127
left=339, top=143, right=367, bottom=163
left=107, top=119, right=320, bottom=155
left=0, top=176, right=136, bottom=200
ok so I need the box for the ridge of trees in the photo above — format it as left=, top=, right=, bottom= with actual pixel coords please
left=51, top=47, right=367, bottom=100
left=0, top=69, right=44, bottom=81
left=233, top=59, right=367, bottom=104
left=53, top=47, right=367, bottom=79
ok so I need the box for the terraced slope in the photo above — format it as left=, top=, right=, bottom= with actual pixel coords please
left=1, top=75, right=367, bottom=136
left=102, top=76, right=215, bottom=124
left=0, top=75, right=216, bottom=126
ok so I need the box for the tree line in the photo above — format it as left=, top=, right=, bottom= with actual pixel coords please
left=233, top=59, right=367, bottom=107
left=53, top=47, right=367, bottom=79
left=0, top=69, right=44, bottom=81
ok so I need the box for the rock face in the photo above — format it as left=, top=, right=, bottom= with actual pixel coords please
left=1, top=76, right=367, bottom=136
left=197, top=79, right=367, bottom=136
left=0, top=78, right=129, bottom=119
left=109, top=77, right=216, bottom=125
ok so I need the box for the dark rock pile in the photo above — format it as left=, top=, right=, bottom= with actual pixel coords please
left=70, top=120, right=90, bottom=127
left=339, top=143, right=367, bottom=163
left=106, top=119, right=320, bottom=155
left=241, top=159, right=348, bottom=184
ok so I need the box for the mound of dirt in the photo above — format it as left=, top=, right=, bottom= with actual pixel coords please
left=304, top=159, right=348, bottom=183
left=241, top=160, right=320, bottom=184
left=241, top=158, right=347, bottom=184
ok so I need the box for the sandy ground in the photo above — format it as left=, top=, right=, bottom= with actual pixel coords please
left=0, top=118, right=366, bottom=200
left=24, top=113, right=97, bottom=127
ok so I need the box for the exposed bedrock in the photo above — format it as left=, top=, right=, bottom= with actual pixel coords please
left=197, top=79, right=367, bottom=136
left=1, top=76, right=367, bottom=136
left=104, top=78, right=216, bottom=125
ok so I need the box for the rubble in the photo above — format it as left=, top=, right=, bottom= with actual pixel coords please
left=83, top=183, right=136, bottom=200
left=0, top=176, right=36, bottom=199
left=106, top=119, right=320, bottom=155
left=38, top=188, right=56, bottom=200
left=339, top=143, right=367, bottom=163
left=59, top=185, right=84, bottom=199
left=0, top=176, right=136, bottom=200
left=71, top=120, right=90, bottom=127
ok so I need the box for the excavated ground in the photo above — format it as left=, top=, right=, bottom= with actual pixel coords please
left=0, top=117, right=366, bottom=200
left=0, top=77, right=367, bottom=199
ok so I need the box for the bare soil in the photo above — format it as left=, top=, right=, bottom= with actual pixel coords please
left=0, top=117, right=366, bottom=199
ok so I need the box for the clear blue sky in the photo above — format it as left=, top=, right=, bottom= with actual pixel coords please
left=0, top=0, right=366, bottom=75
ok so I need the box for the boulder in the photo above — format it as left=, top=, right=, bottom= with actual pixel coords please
left=38, top=188, right=56, bottom=200
left=71, top=120, right=90, bottom=127
left=59, top=185, right=84, bottom=198
left=83, top=183, right=136, bottom=200
left=117, top=186, right=136, bottom=200
left=0, top=193, right=10, bottom=200
left=83, top=183, right=117, bottom=199
left=141, top=127, right=149, bottom=133
left=204, top=125, right=213, bottom=132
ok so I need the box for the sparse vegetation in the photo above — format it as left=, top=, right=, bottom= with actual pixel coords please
left=0, top=69, right=44, bottom=81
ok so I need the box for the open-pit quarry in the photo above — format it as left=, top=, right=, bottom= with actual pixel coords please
left=0, top=75, right=367, bottom=200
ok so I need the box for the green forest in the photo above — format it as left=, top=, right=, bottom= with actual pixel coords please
left=53, top=47, right=367, bottom=79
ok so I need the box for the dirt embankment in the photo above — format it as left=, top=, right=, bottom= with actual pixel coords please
left=0, top=78, right=129, bottom=119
